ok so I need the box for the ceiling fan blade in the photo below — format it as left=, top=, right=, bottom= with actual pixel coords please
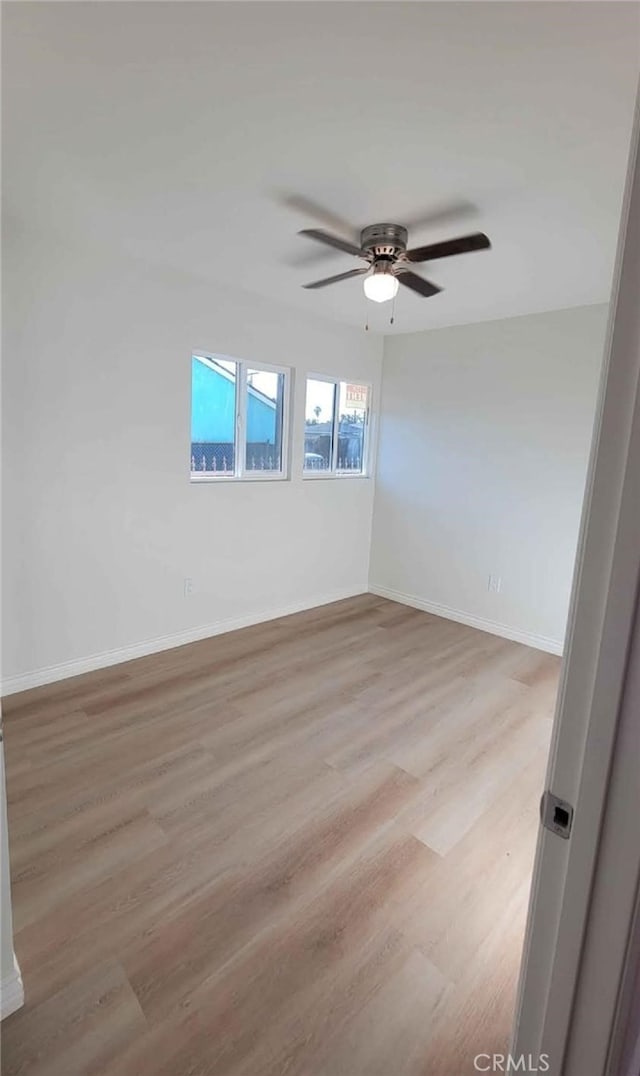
left=302, top=267, right=369, bottom=290
left=401, top=199, right=478, bottom=234
left=405, top=232, right=491, bottom=263
left=299, top=229, right=368, bottom=260
left=396, top=271, right=442, bottom=298
left=280, top=194, right=359, bottom=240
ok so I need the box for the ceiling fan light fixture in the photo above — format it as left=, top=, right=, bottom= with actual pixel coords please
left=298, top=222, right=490, bottom=303
left=363, top=266, right=399, bottom=304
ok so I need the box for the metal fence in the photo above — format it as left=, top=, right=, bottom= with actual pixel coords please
left=191, top=442, right=280, bottom=474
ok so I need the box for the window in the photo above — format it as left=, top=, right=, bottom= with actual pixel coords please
left=304, top=377, right=370, bottom=476
left=191, top=354, right=289, bottom=480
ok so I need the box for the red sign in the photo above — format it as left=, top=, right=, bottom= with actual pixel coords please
left=345, top=384, right=368, bottom=408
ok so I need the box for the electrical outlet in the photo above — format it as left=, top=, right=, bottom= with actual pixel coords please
left=184, top=577, right=194, bottom=597
left=488, top=574, right=502, bottom=594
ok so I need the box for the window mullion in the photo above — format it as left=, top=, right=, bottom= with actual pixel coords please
left=331, top=382, right=340, bottom=474
left=362, top=396, right=370, bottom=476
left=236, top=361, right=246, bottom=478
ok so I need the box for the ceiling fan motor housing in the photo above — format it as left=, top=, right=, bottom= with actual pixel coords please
left=360, top=223, right=408, bottom=263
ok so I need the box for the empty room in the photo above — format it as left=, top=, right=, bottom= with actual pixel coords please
left=1, top=3, right=640, bottom=1074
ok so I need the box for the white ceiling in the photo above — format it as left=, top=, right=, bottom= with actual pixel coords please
left=4, top=2, right=639, bottom=334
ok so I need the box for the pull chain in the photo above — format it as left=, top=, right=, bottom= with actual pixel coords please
left=390, top=290, right=397, bottom=327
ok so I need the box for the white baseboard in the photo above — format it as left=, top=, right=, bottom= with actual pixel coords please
left=368, top=584, right=564, bottom=656
left=0, top=585, right=368, bottom=696
left=1, top=582, right=562, bottom=696
left=1, top=956, right=24, bottom=1021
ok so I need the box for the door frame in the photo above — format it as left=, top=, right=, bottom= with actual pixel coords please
left=512, top=83, right=640, bottom=1074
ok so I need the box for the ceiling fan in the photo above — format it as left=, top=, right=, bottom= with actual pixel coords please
left=299, top=223, right=491, bottom=303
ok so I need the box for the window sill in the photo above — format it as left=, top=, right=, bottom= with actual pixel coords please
left=303, top=472, right=370, bottom=480
left=190, top=473, right=289, bottom=483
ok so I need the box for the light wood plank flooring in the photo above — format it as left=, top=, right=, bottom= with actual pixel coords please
left=1, top=595, right=559, bottom=1076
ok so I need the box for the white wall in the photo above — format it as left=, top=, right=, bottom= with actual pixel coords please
left=1, top=225, right=382, bottom=691
left=369, top=305, right=608, bottom=652
left=0, top=222, right=609, bottom=687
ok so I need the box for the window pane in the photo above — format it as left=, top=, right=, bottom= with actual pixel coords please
left=191, top=355, right=236, bottom=475
left=245, top=368, right=285, bottom=473
left=337, top=382, right=368, bottom=473
left=304, top=379, right=336, bottom=471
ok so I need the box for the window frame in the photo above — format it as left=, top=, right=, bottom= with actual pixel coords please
left=190, top=353, right=291, bottom=483
left=303, top=373, right=372, bottom=480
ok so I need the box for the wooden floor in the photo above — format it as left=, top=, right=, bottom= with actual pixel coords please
left=1, top=595, right=559, bottom=1076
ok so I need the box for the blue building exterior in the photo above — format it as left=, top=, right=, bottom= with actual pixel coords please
left=191, top=356, right=279, bottom=472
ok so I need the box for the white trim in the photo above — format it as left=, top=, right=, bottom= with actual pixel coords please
left=1, top=956, right=24, bottom=1021
left=368, top=583, right=564, bottom=655
left=191, top=472, right=290, bottom=483
left=302, top=473, right=371, bottom=481
left=0, top=586, right=368, bottom=697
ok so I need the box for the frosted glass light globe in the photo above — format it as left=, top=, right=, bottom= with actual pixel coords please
left=363, top=270, right=399, bottom=304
